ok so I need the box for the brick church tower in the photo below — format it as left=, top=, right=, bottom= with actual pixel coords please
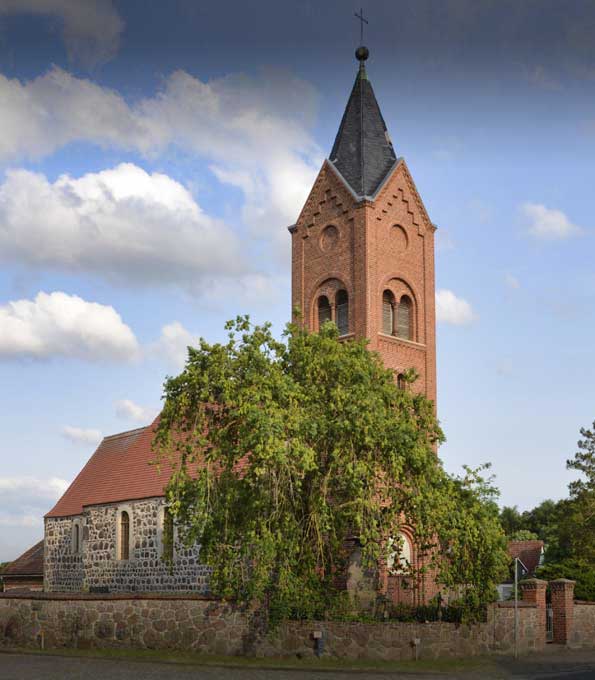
left=290, top=47, right=437, bottom=403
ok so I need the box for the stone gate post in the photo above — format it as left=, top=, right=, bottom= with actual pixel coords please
left=520, top=578, right=547, bottom=650
left=550, top=578, right=575, bottom=645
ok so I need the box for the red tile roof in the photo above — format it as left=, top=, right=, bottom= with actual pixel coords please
left=508, top=540, right=545, bottom=576
left=3, top=540, right=44, bottom=577
left=46, top=419, right=182, bottom=518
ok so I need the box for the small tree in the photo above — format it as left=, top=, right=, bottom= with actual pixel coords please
left=561, top=422, right=595, bottom=563
left=535, top=422, right=595, bottom=590
left=155, top=317, right=508, bottom=621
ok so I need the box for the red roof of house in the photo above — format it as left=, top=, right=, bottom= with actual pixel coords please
left=46, top=419, right=181, bottom=518
left=508, top=540, right=544, bottom=576
left=3, top=540, right=44, bottom=577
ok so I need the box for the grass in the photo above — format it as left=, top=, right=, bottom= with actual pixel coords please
left=0, top=645, right=502, bottom=675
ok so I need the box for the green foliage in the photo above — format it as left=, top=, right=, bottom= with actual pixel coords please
left=537, top=559, right=595, bottom=601
left=509, top=529, right=539, bottom=541
left=505, top=420, right=595, bottom=594
left=561, top=422, right=595, bottom=565
left=154, top=317, right=508, bottom=623
left=499, top=506, right=523, bottom=537
left=499, top=500, right=563, bottom=549
left=387, top=601, right=477, bottom=624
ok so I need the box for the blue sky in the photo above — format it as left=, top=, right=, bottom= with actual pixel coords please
left=0, top=0, right=594, bottom=561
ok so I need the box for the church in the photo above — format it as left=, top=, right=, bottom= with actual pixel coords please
left=43, top=45, right=438, bottom=600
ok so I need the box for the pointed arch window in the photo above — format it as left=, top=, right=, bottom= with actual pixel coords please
left=119, top=511, right=130, bottom=561
left=317, top=295, right=332, bottom=329
left=397, top=373, right=406, bottom=390
left=71, top=520, right=82, bottom=555
left=397, top=295, right=413, bottom=340
left=335, top=290, right=349, bottom=336
left=382, top=291, right=395, bottom=335
left=387, top=532, right=413, bottom=575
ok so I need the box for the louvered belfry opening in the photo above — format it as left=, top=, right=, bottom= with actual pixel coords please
left=383, top=291, right=395, bottom=335
left=335, top=290, right=349, bottom=335
left=120, top=511, right=130, bottom=560
left=318, top=295, right=332, bottom=329
left=397, top=296, right=413, bottom=340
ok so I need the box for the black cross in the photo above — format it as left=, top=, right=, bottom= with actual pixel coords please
left=354, top=8, right=368, bottom=44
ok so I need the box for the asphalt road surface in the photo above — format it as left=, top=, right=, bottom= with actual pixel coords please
left=3, top=650, right=595, bottom=680
left=0, top=654, right=444, bottom=680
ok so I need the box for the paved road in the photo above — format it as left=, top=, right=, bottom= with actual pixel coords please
left=0, top=654, right=449, bottom=680
left=2, top=650, right=595, bottom=680
left=498, top=648, right=595, bottom=679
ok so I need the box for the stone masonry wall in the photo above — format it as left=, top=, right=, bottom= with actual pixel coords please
left=45, top=497, right=210, bottom=593
left=44, top=516, right=84, bottom=592
left=569, top=603, right=595, bottom=649
left=0, top=594, right=542, bottom=661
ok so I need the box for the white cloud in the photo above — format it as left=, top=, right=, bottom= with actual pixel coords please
left=0, top=163, right=245, bottom=286
left=522, top=202, right=582, bottom=240
left=0, top=513, right=42, bottom=528
left=0, top=0, right=124, bottom=67
left=152, top=321, right=194, bottom=370
left=0, top=66, right=321, bottom=245
left=435, top=289, right=476, bottom=326
left=0, top=476, right=70, bottom=530
left=0, top=476, right=69, bottom=499
left=0, top=291, right=139, bottom=361
left=0, top=68, right=145, bottom=159
left=505, top=273, right=520, bottom=290
left=115, top=399, right=158, bottom=424
left=61, top=425, right=102, bottom=445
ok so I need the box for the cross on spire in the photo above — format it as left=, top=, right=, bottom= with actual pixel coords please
left=354, top=8, right=368, bottom=45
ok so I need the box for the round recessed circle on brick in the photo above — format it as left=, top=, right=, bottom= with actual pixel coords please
left=391, top=224, right=409, bottom=252
left=320, top=225, right=339, bottom=253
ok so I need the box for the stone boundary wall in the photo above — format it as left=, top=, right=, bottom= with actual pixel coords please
left=0, top=593, right=541, bottom=660
left=570, top=602, right=595, bottom=649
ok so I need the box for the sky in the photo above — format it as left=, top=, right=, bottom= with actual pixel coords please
left=0, top=0, right=594, bottom=561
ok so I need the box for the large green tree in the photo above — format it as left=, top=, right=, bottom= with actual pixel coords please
left=155, top=318, right=508, bottom=620
left=533, top=422, right=595, bottom=598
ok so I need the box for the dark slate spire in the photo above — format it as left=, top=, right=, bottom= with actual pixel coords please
left=329, top=47, right=397, bottom=198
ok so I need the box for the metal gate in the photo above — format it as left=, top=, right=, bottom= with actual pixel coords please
left=546, top=605, right=554, bottom=642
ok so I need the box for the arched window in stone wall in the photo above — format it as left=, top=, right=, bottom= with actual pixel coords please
left=162, top=507, right=174, bottom=562
left=397, top=373, right=406, bottom=390
left=317, top=295, right=332, bottom=329
left=119, top=511, right=130, bottom=561
left=71, top=521, right=81, bottom=555
left=382, top=290, right=395, bottom=335
left=335, top=290, right=349, bottom=336
left=397, top=295, right=413, bottom=340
